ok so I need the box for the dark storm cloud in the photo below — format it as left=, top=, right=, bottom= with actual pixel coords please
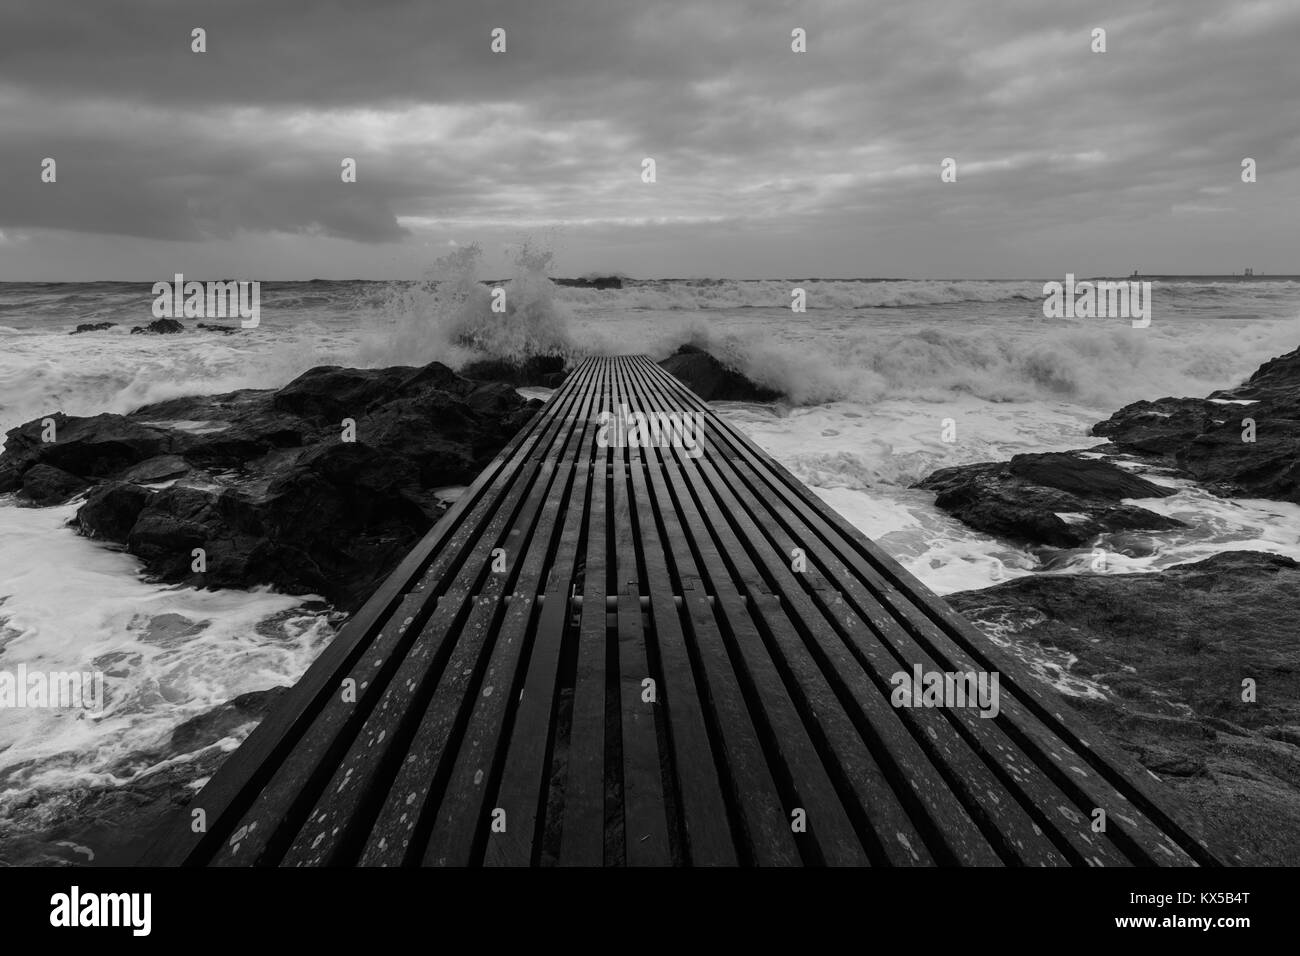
left=0, top=0, right=1297, bottom=276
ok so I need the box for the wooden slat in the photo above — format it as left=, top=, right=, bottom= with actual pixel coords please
left=557, top=359, right=612, bottom=866
left=643, top=356, right=1218, bottom=865
left=423, top=362, right=608, bottom=866
left=140, top=360, right=598, bottom=866
left=136, top=355, right=1226, bottom=868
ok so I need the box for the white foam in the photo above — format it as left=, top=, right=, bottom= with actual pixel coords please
left=0, top=500, right=335, bottom=798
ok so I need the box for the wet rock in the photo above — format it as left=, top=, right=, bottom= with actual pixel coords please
left=169, top=687, right=289, bottom=753
left=1091, top=397, right=1232, bottom=456
left=914, top=453, right=1183, bottom=547
left=130, top=318, right=185, bottom=334
left=458, top=354, right=567, bottom=387
left=18, top=464, right=89, bottom=505
left=0, top=688, right=292, bottom=867
left=1093, top=344, right=1300, bottom=502
left=76, top=482, right=153, bottom=540
left=69, top=322, right=115, bottom=334
left=118, top=454, right=190, bottom=485
left=553, top=276, right=623, bottom=289
left=658, top=344, right=783, bottom=402
left=947, top=551, right=1300, bottom=865
left=0, top=414, right=179, bottom=493
left=1, top=361, right=536, bottom=612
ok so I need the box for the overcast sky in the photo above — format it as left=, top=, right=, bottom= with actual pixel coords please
left=1, top=0, right=1296, bottom=280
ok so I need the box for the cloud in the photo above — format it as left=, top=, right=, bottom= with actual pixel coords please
left=0, top=0, right=1297, bottom=276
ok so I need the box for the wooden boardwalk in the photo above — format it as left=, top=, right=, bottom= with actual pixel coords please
left=139, top=356, right=1224, bottom=866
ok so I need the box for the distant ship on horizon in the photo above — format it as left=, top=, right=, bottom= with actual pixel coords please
left=1116, top=267, right=1294, bottom=281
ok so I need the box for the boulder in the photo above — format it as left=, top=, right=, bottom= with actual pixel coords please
left=118, top=455, right=190, bottom=485
left=77, top=482, right=154, bottom=540
left=915, top=453, right=1183, bottom=547
left=658, top=344, right=782, bottom=402
left=168, top=688, right=289, bottom=753
left=130, top=318, right=185, bottom=334
left=1092, top=344, right=1300, bottom=502
left=1, top=360, right=536, bottom=612
left=18, top=464, right=89, bottom=505
left=553, top=276, right=623, bottom=289
left=69, top=322, right=115, bottom=334
left=0, top=414, right=179, bottom=493
left=458, top=354, right=567, bottom=387
left=946, top=551, right=1300, bottom=865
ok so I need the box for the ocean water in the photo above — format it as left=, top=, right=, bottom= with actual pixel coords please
left=2, top=270, right=1300, bottom=863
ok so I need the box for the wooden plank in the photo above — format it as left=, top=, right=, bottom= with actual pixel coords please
left=700, top=451, right=1070, bottom=865
left=279, top=438, right=576, bottom=865
left=137, top=355, right=1225, bottom=868
left=558, top=360, right=612, bottom=866
left=423, top=361, right=610, bottom=866
left=631, top=360, right=938, bottom=863
left=657, top=457, right=872, bottom=865
left=717, top=455, right=1092, bottom=868
left=624, top=363, right=1081, bottom=865
left=144, top=358, right=596, bottom=866
left=644, top=356, right=1213, bottom=865
left=610, top=359, right=673, bottom=865
left=482, top=360, right=607, bottom=866
left=623, top=428, right=738, bottom=863
left=367, top=454, right=565, bottom=866
left=717, top=454, right=1118, bottom=866
left=642, top=459, right=800, bottom=865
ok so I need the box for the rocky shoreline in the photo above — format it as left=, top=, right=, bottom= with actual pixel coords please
left=1, top=361, right=541, bottom=613
left=0, top=346, right=781, bottom=610
left=7, top=343, right=1294, bottom=864
left=0, top=345, right=782, bottom=865
left=916, top=344, right=1300, bottom=864
left=947, top=551, right=1300, bottom=865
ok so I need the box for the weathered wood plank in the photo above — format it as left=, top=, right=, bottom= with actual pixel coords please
left=138, top=355, right=1224, bottom=868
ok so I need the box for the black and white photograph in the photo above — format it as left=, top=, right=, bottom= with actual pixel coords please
left=0, top=0, right=1294, bottom=935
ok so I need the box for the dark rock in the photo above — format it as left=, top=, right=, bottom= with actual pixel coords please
left=130, top=318, right=185, bottom=335
left=195, top=322, right=239, bottom=334
left=119, top=454, right=190, bottom=485
left=658, top=344, right=783, bottom=402
left=920, top=342, right=1300, bottom=547
left=915, top=453, right=1183, bottom=547
left=1092, top=344, right=1300, bottom=502
left=169, top=688, right=289, bottom=753
left=18, top=464, right=89, bottom=505
left=946, top=551, right=1300, bottom=865
left=0, top=687, right=295, bottom=866
left=1008, top=452, right=1178, bottom=500
left=1, top=360, right=535, bottom=612
left=1092, top=397, right=1232, bottom=456
left=1179, top=419, right=1300, bottom=501
left=77, top=482, right=153, bottom=540
left=459, top=354, right=567, bottom=387
left=1220, top=343, right=1300, bottom=400
left=553, top=276, right=623, bottom=289
left=0, top=414, right=179, bottom=493
left=272, top=364, right=450, bottom=423
left=69, top=322, right=115, bottom=334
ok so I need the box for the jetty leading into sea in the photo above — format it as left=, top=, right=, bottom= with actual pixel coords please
left=138, top=356, right=1225, bottom=866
